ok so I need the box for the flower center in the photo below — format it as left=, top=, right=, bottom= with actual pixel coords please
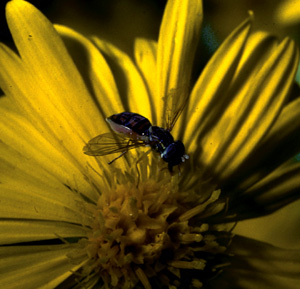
left=76, top=163, right=233, bottom=289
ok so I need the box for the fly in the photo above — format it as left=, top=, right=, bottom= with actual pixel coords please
left=83, top=88, right=190, bottom=171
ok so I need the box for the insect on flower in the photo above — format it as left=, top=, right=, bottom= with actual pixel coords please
left=83, top=92, right=190, bottom=171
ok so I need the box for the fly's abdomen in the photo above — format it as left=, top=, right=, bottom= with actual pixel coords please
left=108, top=112, right=151, bottom=135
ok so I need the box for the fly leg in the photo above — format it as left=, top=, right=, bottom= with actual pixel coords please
left=108, top=151, right=127, bottom=164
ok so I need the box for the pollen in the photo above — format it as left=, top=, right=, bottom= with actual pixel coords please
left=73, top=158, right=233, bottom=289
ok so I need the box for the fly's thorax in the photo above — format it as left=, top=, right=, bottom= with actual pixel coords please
left=147, top=126, right=174, bottom=153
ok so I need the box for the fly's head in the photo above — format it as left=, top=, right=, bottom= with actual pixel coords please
left=161, top=141, right=189, bottom=172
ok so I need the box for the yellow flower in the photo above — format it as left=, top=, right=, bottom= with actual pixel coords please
left=0, top=0, right=300, bottom=289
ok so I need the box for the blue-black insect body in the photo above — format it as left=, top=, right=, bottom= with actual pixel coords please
left=84, top=112, right=189, bottom=171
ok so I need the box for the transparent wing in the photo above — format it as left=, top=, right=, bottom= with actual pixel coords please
left=83, top=133, right=145, bottom=156
left=164, top=86, right=190, bottom=131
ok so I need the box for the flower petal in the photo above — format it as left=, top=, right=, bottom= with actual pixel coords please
left=0, top=245, right=84, bottom=289
left=0, top=220, right=87, bottom=245
left=157, top=0, right=203, bottom=128
left=0, top=95, right=18, bottom=113
left=3, top=1, right=103, bottom=165
left=0, top=110, right=100, bottom=201
left=51, top=25, right=131, bottom=172
left=0, top=144, right=94, bottom=224
left=0, top=174, right=87, bottom=225
left=224, top=95, right=300, bottom=192
left=186, top=13, right=298, bottom=179
left=183, top=15, right=253, bottom=154
left=245, top=161, right=300, bottom=216
left=234, top=198, right=300, bottom=250
left=213, top=97, right=300, bottom=222
left=6, top=0, right=102, bottom=136
left=93, top=38, right=153, bottom=121
left=55, top=24, right=124, bottom=120
left=216, top=160, right=300, bottom=223
left=134, top=38, right=158, bottom=123
left=210, top=236, right=300, bottom=289
left=210, top=37, right=299, bottom=180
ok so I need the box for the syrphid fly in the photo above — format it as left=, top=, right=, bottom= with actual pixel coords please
left=83, top=88, right=190, bottom=171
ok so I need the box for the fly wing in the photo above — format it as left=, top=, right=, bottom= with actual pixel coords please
left=165, top=86, right=190, bottom=132
left=83, top=133, right=145, bottom=156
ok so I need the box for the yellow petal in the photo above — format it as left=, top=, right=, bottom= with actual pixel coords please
left=0, top=220, right=87, bottom=245
left=184, top=15, right=253, bottom=152
left=221, top=160, right=300, bottom=224
left=0, top=140, right=95, bottom=224
left=157, top=0, right=203, bottom=128
left=245, top=161, right=300, bottom=214
left=55, top=24, right=124, bottom=121
left=0, top=168, right=89, bottom=225
left=4, top=1, right=103, bottom=165
left=0, top=95, right=19, bottom=113
left=212, top=236, right=300, bottom=289
left=0, top=43, right=30, bottom=114
left=230, top=31, right=278, bottom=94
left=0, top=245, right=84, bottom=289
left=0, top=111, right=100, bottom=201
left=93, top=38, right=152, bottom=121
left=234, top=198, right=300, bottom=250
left=212, top=37, right=299, bottom=180
left=55, top=25, right=131, bottom=170
left=134, top=38, right=158, bottom=124
left=226, top=96, right=300, bottom=191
